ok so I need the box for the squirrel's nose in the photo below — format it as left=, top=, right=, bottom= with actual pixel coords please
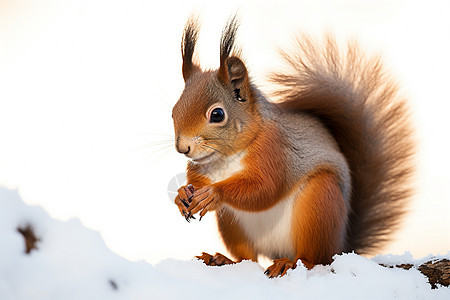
left=177, top=145, right=190, bottom=155
left=176, top=136, right=191, bottom=155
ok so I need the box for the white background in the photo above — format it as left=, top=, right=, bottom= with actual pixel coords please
left=0, top=0, right=449, bottom=264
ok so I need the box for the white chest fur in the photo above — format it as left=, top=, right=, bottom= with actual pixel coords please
left=224, top=194, right=297, bottom=260
left=203, top=151, right=246, bottom=183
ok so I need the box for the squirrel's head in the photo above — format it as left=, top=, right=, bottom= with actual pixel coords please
left=172, top=16, right=260, bottom=165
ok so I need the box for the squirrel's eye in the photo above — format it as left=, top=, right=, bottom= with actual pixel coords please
left=210, top=107, right=225, bottom=123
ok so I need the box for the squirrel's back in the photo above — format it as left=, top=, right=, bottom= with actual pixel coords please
left=271, top=35, right=415, bottom=254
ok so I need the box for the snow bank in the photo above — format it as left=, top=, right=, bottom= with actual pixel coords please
left=0, top=186, right=449, bottom=300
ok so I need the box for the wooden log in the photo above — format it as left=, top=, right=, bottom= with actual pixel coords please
left=389, top=259, right=450, bottom=288
left=17, top=225, right=39, bottom=254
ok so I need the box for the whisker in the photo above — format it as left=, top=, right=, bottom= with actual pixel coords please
left=200, top=145, right=229, bottom=160
left=129, top=140, right=173, bottom=151
left=201, top=144, right=223, bottom=154
left=203, top=139, right=235, bottom=153
left=144, top=139, right=174, bottom=145
left=141, top=144, right=176, bottom=164
left=126, top=138, right=175, bottom=158
left=203, top=141, right=233, bottom=150
left=200, top=137, right=233, bottom=143
left=147, top=143, right=175, bottom=155
left=201, top=144, right=241, bottom=166
left=198, top=137, right=234, bottom=151
left=151, top=79, right=180, bottom=110
left=125, top=132, right=175, bottom=138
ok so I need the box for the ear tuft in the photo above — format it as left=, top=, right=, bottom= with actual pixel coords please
left=220, top=16, right=239, bottom=67
left=217, top=16, right=239, bottom=84
left=216, top=16, right=251, bottom=102
left=181, top=17, right=201, bottom=82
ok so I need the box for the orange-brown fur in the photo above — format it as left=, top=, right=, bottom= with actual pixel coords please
left=212, top=122, right=288, bottom=211
left=291, top=169, right=347, bottom=268
left=216, top=208, right=257, bottom=261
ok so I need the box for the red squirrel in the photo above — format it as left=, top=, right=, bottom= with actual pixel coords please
left=172, top=16, right=414, bottom=278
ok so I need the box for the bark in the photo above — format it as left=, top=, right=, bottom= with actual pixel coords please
left=388, top=259, right=450, bottom=289
left=17, top=225, right=39, bottom=254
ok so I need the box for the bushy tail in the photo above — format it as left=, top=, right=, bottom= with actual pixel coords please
left=270, top=35, right=415, bottom=255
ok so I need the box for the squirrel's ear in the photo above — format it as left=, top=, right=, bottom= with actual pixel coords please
left=181, top=17, right=201, bottom=82
left=217, top=16, right=249, bottom=102
left=222, top=56, right=249, bottom=102
left=218, top=56, right=250, bottom=102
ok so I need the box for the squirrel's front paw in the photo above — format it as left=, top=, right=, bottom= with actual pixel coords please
left=174, top=184, right=196, bottom=222
left=187, top=185, right=220, bottom=220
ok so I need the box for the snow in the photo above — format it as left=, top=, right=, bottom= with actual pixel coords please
left=1, top=186, right=449, bottom=299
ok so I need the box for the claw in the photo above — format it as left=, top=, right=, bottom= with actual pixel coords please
left=187, top=211, right=196, bottom=221
left=182, top=209, right=196, bottom=222
left=265, top=258, right=298, bottom=278
left=186, top=185, right=195, bottom=203
left=183, top=211, right=191, bottom=223
left=181, top=198, right=190, bottom=208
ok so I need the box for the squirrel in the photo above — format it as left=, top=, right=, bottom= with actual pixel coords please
left=172, top=16, right=414, bottom=278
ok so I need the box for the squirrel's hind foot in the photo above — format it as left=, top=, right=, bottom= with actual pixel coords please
left=264, top=258, right=298, bottom=278
left=195, top=252, right=235, bottom=266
